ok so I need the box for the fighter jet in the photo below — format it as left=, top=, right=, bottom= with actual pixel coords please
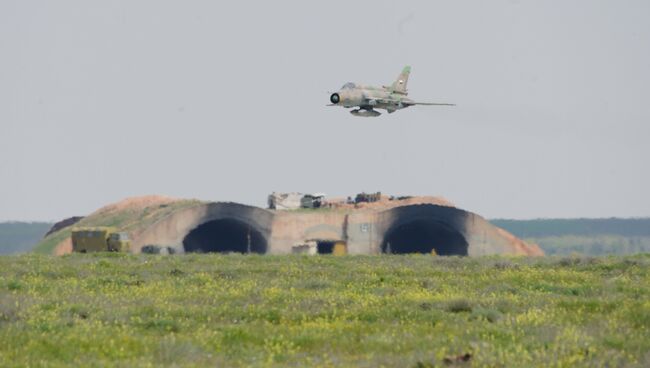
left=328, top=66, right=454, bottom=117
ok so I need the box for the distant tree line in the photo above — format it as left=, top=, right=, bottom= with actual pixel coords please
left=528, top=235, right=650, bottom=256
left=0, top=222, right=53, bottom=255
left=492, top=218, right=650, bottom=238
left=493, top=218, right=650, bottom=256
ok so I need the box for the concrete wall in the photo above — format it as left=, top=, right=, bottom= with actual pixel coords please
left=268, top=211, right=346, bottom=254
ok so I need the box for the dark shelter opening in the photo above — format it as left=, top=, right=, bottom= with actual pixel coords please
left=317, top=241, right=336, bottom=254
left=381, top=219, right=468, bottom=255
left=183, top=219, right=267, bottom=254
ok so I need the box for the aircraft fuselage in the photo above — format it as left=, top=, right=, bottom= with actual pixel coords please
left=328, top=66, right=453, bottom=117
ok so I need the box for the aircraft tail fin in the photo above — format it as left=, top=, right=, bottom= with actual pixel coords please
left=390, top=66, right=411, bottom=95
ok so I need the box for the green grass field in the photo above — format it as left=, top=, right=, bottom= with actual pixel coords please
left=1, top=254, right=649, bottom=367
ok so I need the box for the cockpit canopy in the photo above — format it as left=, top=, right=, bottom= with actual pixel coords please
left=341, top=82, right=356, bottom=90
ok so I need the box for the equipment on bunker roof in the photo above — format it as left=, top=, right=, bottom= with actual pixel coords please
left=268, top=192, right=303, bottom=210
left=355, top=192, right=381, bottom=204
left=269, top=192, right=326, bottom=210
left=71, top=227, right=131, bottom=253
left=300, top=194, right=324, bottom=209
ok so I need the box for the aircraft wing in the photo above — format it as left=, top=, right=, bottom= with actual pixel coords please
left=365, top=96, right=455, bottom=107
left=364, top=97, right=399, bottom=105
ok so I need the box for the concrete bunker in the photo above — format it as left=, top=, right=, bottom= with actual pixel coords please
left=183, top=218, right=267, bottom=254
left=381, top=219, right=469, bottom=256
left=100, top=195, right=541, bottom=257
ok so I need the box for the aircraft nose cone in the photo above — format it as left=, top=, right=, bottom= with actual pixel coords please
left=330, top=93, right=340, bottom=104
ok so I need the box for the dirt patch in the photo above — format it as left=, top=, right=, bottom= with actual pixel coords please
left=495, top=227, right=544, bottom=256
left=53, top=238, right=72, bottom=256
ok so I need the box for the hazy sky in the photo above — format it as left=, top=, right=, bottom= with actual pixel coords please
left=1, top=0, right=649, bottom=221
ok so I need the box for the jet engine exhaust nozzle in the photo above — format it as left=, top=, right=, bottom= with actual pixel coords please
left=330, top=93, right=340, bottom=104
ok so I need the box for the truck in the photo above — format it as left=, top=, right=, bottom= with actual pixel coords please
left=71, top=227, right=131, bottom=253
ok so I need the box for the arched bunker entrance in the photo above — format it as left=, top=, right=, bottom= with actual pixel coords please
left=183, top=218, right=267, bottom=254
left=381, top=219, right=469, bottom=256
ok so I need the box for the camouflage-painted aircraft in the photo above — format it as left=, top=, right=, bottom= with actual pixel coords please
left=328, top=66, right=454, bottom=117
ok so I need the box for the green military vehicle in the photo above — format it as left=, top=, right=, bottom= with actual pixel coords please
left=71, top=227, right=131, bottom=253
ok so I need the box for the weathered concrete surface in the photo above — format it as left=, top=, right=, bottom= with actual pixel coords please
left=133, top=202, right=274, bottom=254
left=131, top=197, right=542, bottom=256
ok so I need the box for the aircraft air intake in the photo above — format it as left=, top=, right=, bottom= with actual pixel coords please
left=330, top=93, right=340, bottom=104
